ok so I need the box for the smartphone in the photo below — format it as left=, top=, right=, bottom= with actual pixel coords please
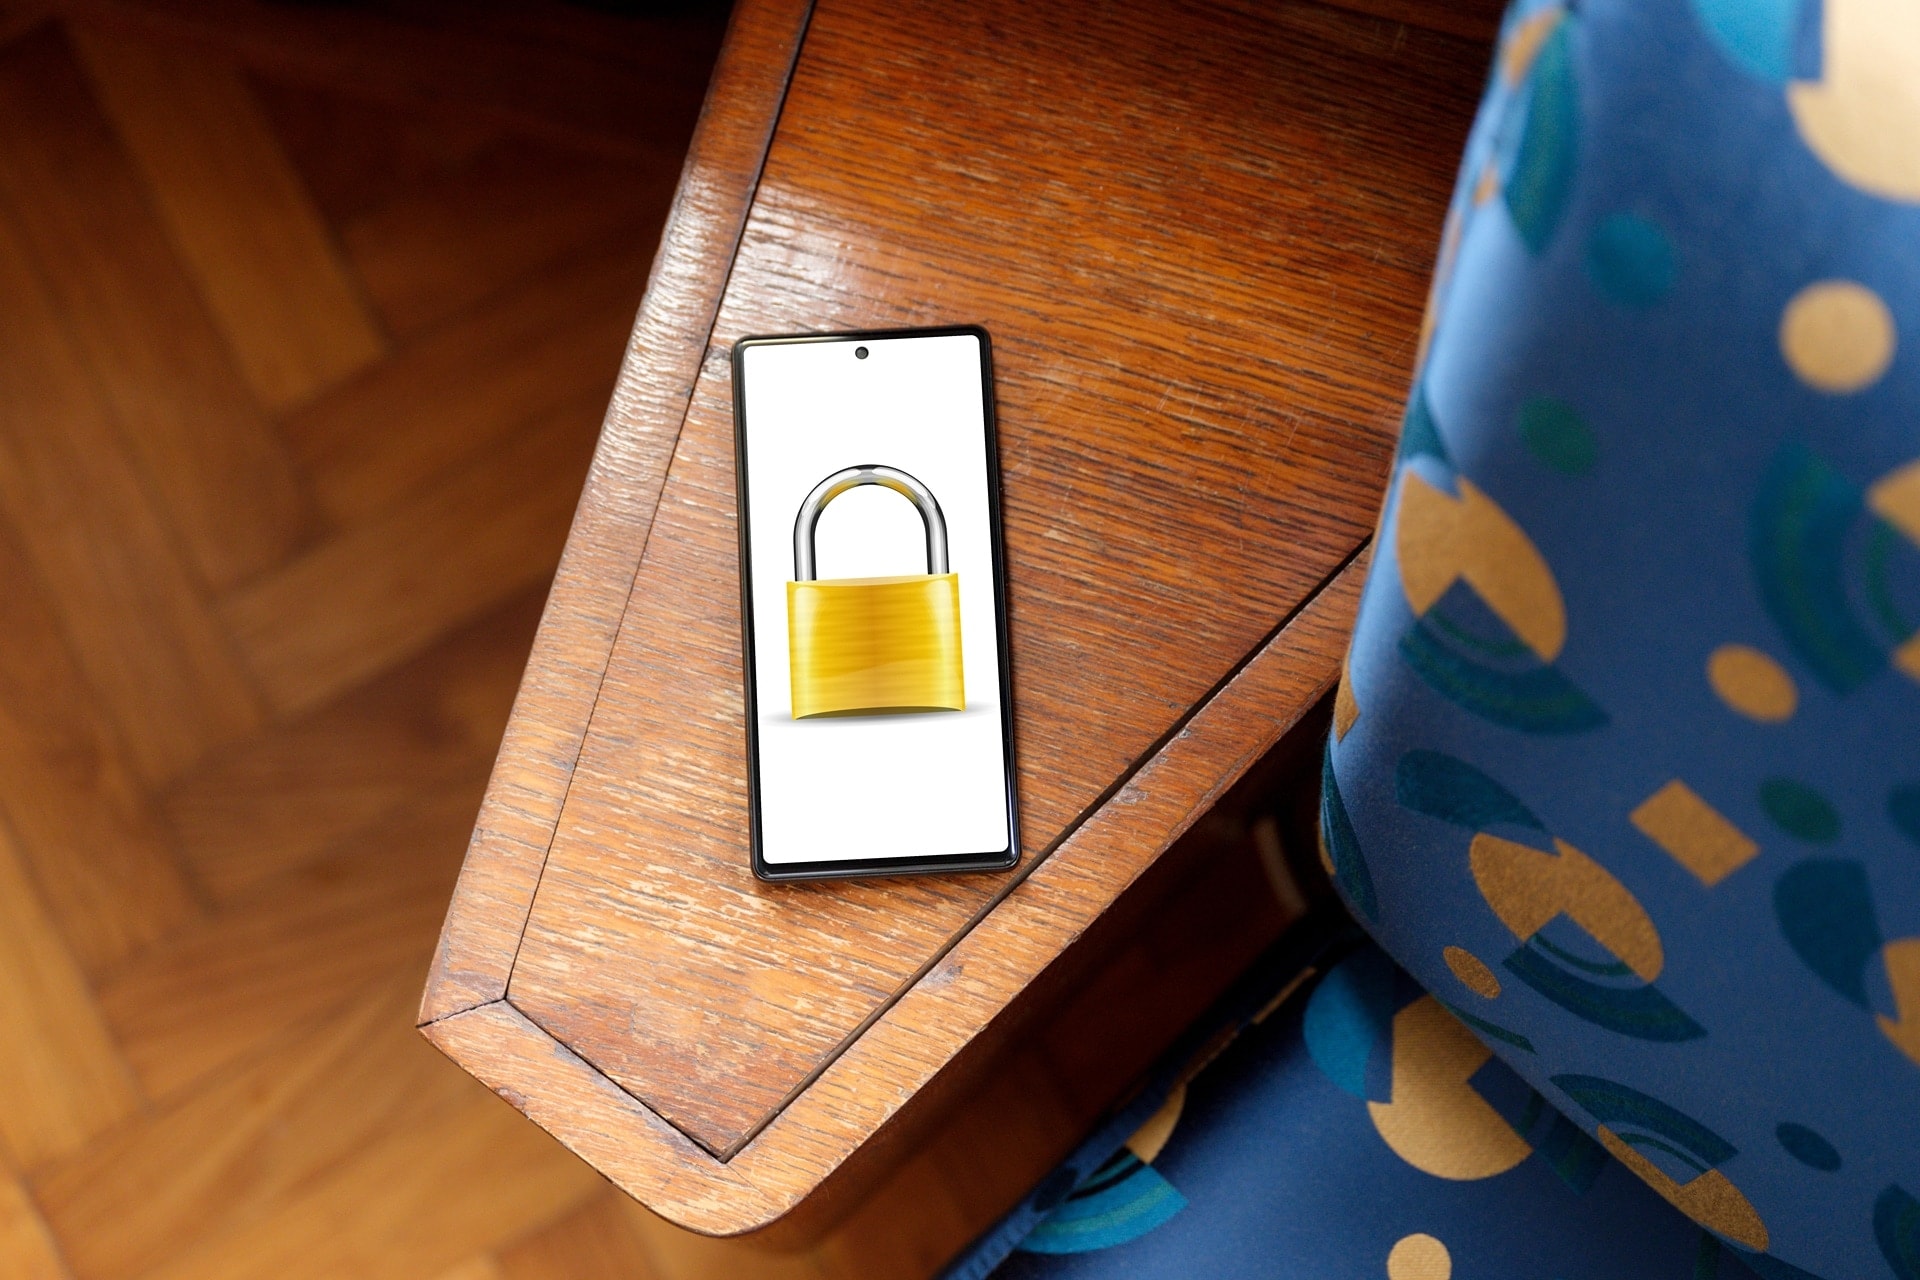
left=731, top=326, right=1020, bottom=881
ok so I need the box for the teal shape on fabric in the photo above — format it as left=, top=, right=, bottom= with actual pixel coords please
left=1890, top=784, right=1920, bottom=849
left=1503, top=19, right=1580, bottom=251
left=1399, top=616, right=1609, bottom=733
left=1585, top=213, right=1677, bottom=307
left=1470, top=1048, right=1547, bottom=1136
left=1399, top=383, right=1450, bottom=467
left=1395, top=749, right=1545, bottom=831
left=1759, top=778, right=1841, bottom=842
left=1304, top=948, right=1396, bottom=1100
left=1877, top=1185, right=1920, bottom=1280
left=1441, top=998, right=1538, bottom=1053
left=1519, top=395, right=1599, bottom=476
left=1553, top=1074, right=1738, bottom=1168
left=1540, top=1111, right=1609, bottom=1193
left=1751, top=443, right=1886, bottom=694
left=1688, top=0, right=1799, bottom=82
left=1424, top=598, right=1538, bottom=662
left=1775, top=1122, right=1842, bottom=1172
left=1017, top=1152, right=1187, bottom=1255
left=1774, top=859, right=1882, bottom=1009
left=1534, top=932, right=1634, bottom=978
left=1506, top=940, right=1706, bottom=1041
left=1863, top=521, right=1917, bottom=646
left=1321, top=747, right=1379, bottom=921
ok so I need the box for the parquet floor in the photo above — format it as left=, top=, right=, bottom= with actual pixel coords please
left=0, top=2, right=731, bottom=1275
left=0, top=4, right=1312, bottom=1276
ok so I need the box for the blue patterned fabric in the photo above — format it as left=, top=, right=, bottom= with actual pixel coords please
left=951, top=2, right=1920, bottom=1275
left=1324, top=1, right=1920, bottom=1277
left=945, top=934, right=1799, bottom=1279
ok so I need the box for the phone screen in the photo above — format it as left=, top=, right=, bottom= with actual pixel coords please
left=732, top=328, right=1019, bottom=879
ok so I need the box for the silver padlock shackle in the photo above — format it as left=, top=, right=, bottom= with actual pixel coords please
left=793, top=464, right=949, bottom=581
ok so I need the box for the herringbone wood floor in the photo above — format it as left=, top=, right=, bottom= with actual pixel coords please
left=0, top=4, right=752, bottom=1275
left=0, top=4, right=1308, bottom=1276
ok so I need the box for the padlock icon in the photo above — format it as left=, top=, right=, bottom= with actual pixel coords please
left=787, top=464, right=965, bottom=718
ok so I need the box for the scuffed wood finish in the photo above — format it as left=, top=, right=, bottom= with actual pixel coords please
left=518, top=0, right=1473, bottom=1157
left=425, top=0, right=1489, bottom=1237
left=419, top=0, right=816, bottom=1025
left=428, top=553, right=1368, bottom=1232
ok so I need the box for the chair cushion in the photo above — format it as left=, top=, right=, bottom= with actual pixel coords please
left=945, top=935, right=1791, bottom=1278
left=1326, top=1, right=1920, bottom=1276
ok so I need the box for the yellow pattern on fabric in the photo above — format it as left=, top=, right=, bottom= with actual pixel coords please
left=1868, top=458, right=1920, bottom=541
left=1472, top=163, right=1500, bottom=207
left=1443, top=946, right=1502, bottom=999
left=1779, top=280, right=1897, bottom=392
left=1335, top=654, right=1361, bottom=741
left=1469, top=834, right=1663, bottom=980
left=1876, top=937, right=1920, bottom=1067
left=1125, top=1083, right=1187, bottom=1164
left=1501, top=6, right=1565, bottom=86
left=1706, top=644, right=1799, bottom=722
left=1787, top=0, right=1920, bottom=203
left=1387, top=1232, right=1453, bottom=1280
left=1396, top=472, right=1567, bottom=662
left=1631, top=781, right=1761, bottom=886
left=1595, top=1126, right=1770, bottom=1249
left=1367, top=997, right=1534, bottom=1179
left=1888, top=626, right=1920, bottom=682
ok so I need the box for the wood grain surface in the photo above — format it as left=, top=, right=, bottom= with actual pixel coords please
left=58, top=0, right=723, bottom=165
left=73, top=23, right=389, bottom=411
left=0, top=26, right=316, bottom=592
left=430, top=552, right=1368, bottom=1233
left=423, top=0, right=1492, bottom=1239
left=420, top=0, right=817, bottom=1024
left=0, top=3, right=766, bottom=1275
left=0, top=0, right=1486, bottom=1266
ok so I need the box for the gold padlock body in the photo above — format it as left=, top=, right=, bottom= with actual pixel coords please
left=787, top=573, right=964, bottom=718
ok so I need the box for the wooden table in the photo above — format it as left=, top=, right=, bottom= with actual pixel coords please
left=420, top=0, right=1492, bottom=1237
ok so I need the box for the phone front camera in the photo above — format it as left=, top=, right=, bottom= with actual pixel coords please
left=855, top=346, right=870, bottom=360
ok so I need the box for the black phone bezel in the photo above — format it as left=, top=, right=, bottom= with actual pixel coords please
left=731, top=324, right=1021, bottom=882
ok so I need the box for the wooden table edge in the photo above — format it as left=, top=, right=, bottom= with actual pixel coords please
left=418, top=0, right=815, bottom=1027
left=416, top=0, right=1489, bottom=1041
left=410, top=0, right=1441, bottom=1235
left=425, top=548, right=1368, bottom=1233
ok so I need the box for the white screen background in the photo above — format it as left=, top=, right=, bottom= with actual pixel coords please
left=738, top=333, right=1011, bottom=866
